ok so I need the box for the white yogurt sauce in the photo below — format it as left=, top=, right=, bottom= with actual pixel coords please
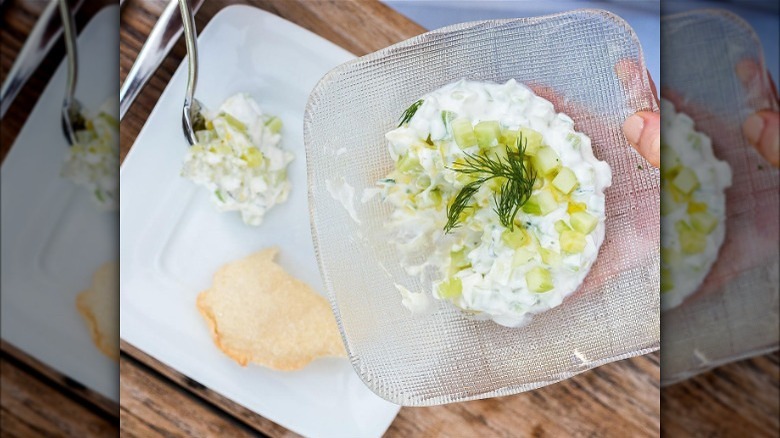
left=181, top=93, right=293, bottom=226
left=376, top=79, right=612, bottom=327
left=61, top=98, right=119, bottom=210
left=660, top=98, right=732, bottom=311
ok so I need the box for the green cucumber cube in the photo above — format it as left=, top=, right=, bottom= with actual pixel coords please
left=512, top=247, right=536, bottom=267
left=452, top=118, right=477, bottom=149
left=531, top=146, right=561, bottom=176
left=538, top=247, right=561, bottom=266
left=690, top=211, right=718, bottom=234
left=501, top=227, right=529, bottom=248
left=560, top=230, right=587, bottom=253
left=552, top=167, right=578, bottom=194
left=449, top=249, right=471, bottom=275
left=501, top=129, right=518, bottom=147
left=661, top=145, right=682, bottom=176
left=661, top=187, right=678, bottom=217
left=554, top=220, right=571, bottom=234
left=437, top=277, right=462, bottom=299
left=519, top=128, right=544, bottom=155
left=397, top=153, right=422, bottom=174
left=526, top=267, right=554, bottom=292
left=474, top=121, right=501, bottom=149
left=570, top=211, right=598, bottom=234
left=679, top=228, right=707, bottom=254
left=265, top=116, right=283, bottom=134
left=522, top=191, right=558, bottom=216
left=673, top=168, right=699, bottom=195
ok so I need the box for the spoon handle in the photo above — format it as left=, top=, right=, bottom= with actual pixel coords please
left=179, top=0, right=200, bottom=145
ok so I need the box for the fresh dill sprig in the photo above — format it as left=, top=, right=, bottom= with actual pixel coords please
left=444, top=135, right=536, bottom=233
left=398, top=99, right=423, bottom=127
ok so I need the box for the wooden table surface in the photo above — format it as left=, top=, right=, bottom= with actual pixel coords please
left=0, top=0, right=776, bottom=437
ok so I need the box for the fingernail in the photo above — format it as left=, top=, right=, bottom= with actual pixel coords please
left=623, top=114, right=644, bottom=146
left=743, top=114, right=764, bottom=145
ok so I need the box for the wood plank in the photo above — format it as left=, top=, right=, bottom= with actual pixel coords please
left=120, top=341, right=301, bottom=438
left=1, top=353, right=117, bottom=437
left=119, top=351, right=264, bottom=438
left=1, top=341, right=118, bottom=418
left=389, top=353, right=660, bottom=437
left=662, top=351, right=780, bottom=437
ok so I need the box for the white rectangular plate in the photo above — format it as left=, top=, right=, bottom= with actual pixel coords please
left=1, top=6, right=119, bottom=402
left=119, top=5, right=399, bottom=437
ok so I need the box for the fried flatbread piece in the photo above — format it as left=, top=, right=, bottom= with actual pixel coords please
left=76, top=261, right=119, bottom=361
left=197, top=247, right=346, bottom=370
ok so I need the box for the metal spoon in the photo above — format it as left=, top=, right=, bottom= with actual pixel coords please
left=179, top=0, right=204, bottom=145
left=59, top=0, right=85, bottom=145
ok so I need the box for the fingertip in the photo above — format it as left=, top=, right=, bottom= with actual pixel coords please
left=742, top=113, right=764, bottom=145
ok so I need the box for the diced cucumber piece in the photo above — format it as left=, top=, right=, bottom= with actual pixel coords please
left=397, top=153, right=423, bottom=174
left=679, top=227, right=707, bottom=254
left=690, top=211, right=718, bottom=234
left=661, top=188, right=678, bottom=217
left=566, top=132, right=582, bottom=148
left=501, top=227, right=529, bottom=248
left=552, top=167, right=578, bottom=194
left=430, top=189, right=443, bottom=208
left=213, top=143, right=232, bottom=155
left=660, top=268, right=673, bottom=293
left=554, top=220, right=571, bottom=234
left=501, top=129, right=518, bottom=147
left=221, top=113, right=247, bottom=131
left=449, top=249, right=471, bottom=275
left=522, top=191, right=558, bottom=216
left=265, top=116, right=283, bottom=134
left=474, top=121, right=501, bottom=149
left=567, top=201, right=587, bottom=214
left=673, top=168, right=699, bottom=195
left=570, top=211, right=598, bottom=234
left=75, top=130, right=95, bottom=144
left=687, top=201, right=707, bottom=214
left=661, top=144, right=682, bottom=176
left=538, top=247, right=561, bottom=266
left=675, top=220, right=692, bottom=234
left=416, top=175, right=432, bottom=190
left=97, top=112, right=120, bottom=130
left=437, top=277, right=462, bottom=299
left=242, top=147, right=263, bottom=168
left=441, top=111, right=457, bottom=133
left=526, top=267, right=553, bottom=292
left=512, top=247, right=536, bottom=267
left=452, top=118, right=477, bottom=149
left=532, top=175, right=545, bottom=190
left=519, top=128, right=544, bottom=156
left=531, top=146, right=560, bottom=176
left=560, top=230, right=587, bottom=253
left=195, top=130, right=217, bottom=144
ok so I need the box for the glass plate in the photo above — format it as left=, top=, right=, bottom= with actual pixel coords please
left=660, top=9, right=779, bottom=385
left=305, top=9, right=659, bottom=406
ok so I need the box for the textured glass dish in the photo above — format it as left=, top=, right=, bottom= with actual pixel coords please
left=660, top=10, right=779, bottom=385
left=305, top=9, right=659, bottom=406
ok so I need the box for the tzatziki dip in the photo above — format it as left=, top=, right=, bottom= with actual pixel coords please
left=181, top=93, right=293, bottom=226
left=375, top=79, right=612, bottom=327
left=660, top=98, right=732, bottom=311
left=61, top=99, right=119, bottom=210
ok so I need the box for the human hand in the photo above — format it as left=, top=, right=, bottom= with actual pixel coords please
left=737, top=59, right=779, bottom=167
left=617, top=60, right=660, bottom=168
